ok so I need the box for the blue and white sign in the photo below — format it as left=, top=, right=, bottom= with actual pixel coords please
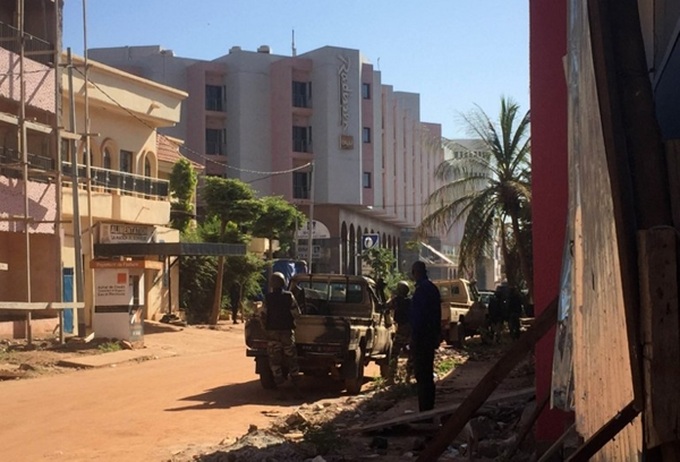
left=362, top=233, right=380, bottom=250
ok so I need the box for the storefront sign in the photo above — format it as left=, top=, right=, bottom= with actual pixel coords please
left=99, top=223, right=155, bottom=244
left=94, top=268, right=131, bottom=306
left=340, top=134, right=354, bottom=150
left=296, top=220, right=331, bottom=239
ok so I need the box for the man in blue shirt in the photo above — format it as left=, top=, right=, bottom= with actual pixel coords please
left=409, top=260, right=442, bottom=412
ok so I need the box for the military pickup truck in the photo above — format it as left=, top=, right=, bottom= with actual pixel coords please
left=244, top=273, right=394, bottom=394
left=434, top=278, right=487, bottom=346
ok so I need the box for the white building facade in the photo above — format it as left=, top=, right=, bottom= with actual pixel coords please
left=90, top=45, right=444, bottom=275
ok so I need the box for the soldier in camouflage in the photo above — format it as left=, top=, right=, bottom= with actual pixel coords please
left=262, top=272, right=301, bottom=386
left=387, top=280, right=413, bottom=381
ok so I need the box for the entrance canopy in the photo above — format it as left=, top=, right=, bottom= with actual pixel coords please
left=94, top=242, right=247, bottom=257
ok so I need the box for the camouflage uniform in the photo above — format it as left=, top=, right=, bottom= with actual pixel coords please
left=387, top=282, right=412, bottom=380
left=263, top=273, right=301, bottom=385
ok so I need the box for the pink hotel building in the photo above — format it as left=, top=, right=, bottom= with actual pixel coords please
left=90, top=45, right=444, bottom=274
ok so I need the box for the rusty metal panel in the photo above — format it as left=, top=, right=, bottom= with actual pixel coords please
left=567, top=0, right=643, bottom=459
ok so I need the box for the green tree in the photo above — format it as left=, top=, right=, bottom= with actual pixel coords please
left=169, top=158, right=198, bottom=232
left=418, top=97, right=533, bottom=297
left=360, top=246, right=407, bottom=300
left=252, top=196, right=306, bottom=262
left=203, top=177, right=264, bottom=324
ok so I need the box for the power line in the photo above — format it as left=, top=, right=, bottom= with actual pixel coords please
left=72, top=66, right=311, bottom=178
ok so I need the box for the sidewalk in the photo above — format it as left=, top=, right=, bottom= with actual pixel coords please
left=56, top=320, right=244, bottom=369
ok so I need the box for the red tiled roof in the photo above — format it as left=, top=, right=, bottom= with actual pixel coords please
left=156, top=135, right=203, bottom=170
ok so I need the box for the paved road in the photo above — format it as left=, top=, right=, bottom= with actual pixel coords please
left=0, top=324, right=324, bottom=461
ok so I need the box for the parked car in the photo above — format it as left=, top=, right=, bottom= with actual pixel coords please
left=434, top=279, right=488, bottom=346
left=478, top=289, right=495, bottom=307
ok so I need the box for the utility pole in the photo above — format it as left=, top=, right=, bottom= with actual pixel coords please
left=82, top=0, right=95, bottom=329
left=67, top=48, right=85, bottom=337
left=18, top=0, right=32, bottom=341
left=307, top=162, right=314, bottom=273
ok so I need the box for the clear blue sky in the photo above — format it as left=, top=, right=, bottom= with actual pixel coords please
left=62, top=0, right=529, bottom=139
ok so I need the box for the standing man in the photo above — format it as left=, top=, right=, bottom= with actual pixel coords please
left=262, top=272, right=301, bottom=387
left=409, top=261, right=442, bottom=413
left=229, top=281, right=241, bottom=324
left=387, top=280, right=413, bottom=382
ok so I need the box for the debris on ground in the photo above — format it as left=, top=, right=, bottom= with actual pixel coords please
left=171, top=335, right=540, bottom=462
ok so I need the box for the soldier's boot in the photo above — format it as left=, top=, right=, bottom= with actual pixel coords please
left=290, top=373, right=303, bottom=399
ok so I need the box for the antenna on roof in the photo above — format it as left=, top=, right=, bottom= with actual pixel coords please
left=292, top=29, right=297, bottom=57
left=377, top=57, right=380, bottom=71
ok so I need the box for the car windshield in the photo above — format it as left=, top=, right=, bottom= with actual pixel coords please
left=296, top=281, right=363, bottom=303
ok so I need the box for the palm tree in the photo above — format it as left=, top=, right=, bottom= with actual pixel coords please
left=418, top=97, right=532, bottom=297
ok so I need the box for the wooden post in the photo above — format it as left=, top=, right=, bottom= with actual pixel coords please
left=638, top=229, right=680, bottom=448
left=665, top=140, right=680, bottom=230
left=417, top=297, right=558, bottom=461
left=566, top=401, right=638, bottom=461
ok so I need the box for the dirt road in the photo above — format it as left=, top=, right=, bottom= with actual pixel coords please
left=0, top=323, right=368, bottom=462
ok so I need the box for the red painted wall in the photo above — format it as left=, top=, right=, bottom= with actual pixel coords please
left=529, top=0, right=573, bottom=441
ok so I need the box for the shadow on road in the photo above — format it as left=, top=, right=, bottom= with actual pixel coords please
left=166, top=375, right=353, bottom=412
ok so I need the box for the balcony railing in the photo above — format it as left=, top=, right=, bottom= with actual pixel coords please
left=0, top=147, right=168, bottom=199
left=62, top=162, right=169, bottom=199
left=292, top=94, right=311, bottom=108
left=0, top=146, right=56, bottom=173
left=205, top=98, right=224, bottom=112
left=293, top=138, right=312, bottom=153
left=0, top=21, right=54, bottom=66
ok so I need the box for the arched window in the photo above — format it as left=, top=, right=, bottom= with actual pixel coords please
left=103, top=148, right=112, bottom=169
left=144, top=157, right=151, bottom=177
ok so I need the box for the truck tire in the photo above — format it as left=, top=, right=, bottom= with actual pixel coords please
left=447, top=322, right=465, bottom=348
left=345, top=351, right=365, bottom=395
left=256, top=358, right=277, bottom=389
left=378, top=343, right=392, bottom=379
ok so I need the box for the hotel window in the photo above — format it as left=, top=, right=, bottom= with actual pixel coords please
left=293, top=125, right=312, bottom=152
left=362, top=83, right=371, bottom=100
left=206, top=128, right=224, bottom=155
left=362, top=127, right=371, bottom=143
left=292, top=81, right=312, bottom=108
left=363, top=172, right=372, bottom=188
left=293, top=171, right=310, bottom=199
left=205, top=85, right=224, bottom=111
left=120, top=150, right=133, bottom=173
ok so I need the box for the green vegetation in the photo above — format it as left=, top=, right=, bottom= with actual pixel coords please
left=168, top=157, right=198, bottom=232
left=97, top=342, right=122, bottom=353
left=172, top=169, right=305, bottom=325
left=435, top=357, right=459, bottom=377
left=360, top=246, right=408, bottom=295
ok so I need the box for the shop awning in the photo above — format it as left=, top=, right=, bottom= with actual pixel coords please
left=94, top=242, right=247, bottom=257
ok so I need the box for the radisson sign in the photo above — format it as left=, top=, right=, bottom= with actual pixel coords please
left=338, top=54, right=353, bottom=149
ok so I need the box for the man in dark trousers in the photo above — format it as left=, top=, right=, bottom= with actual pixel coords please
left=409, top=260, right=442, bottom=413
left=262, top=272, right=301, bottom=386
left=229, top=281, right=241, bottom=324
left=387, top=280, right=413, bottom=381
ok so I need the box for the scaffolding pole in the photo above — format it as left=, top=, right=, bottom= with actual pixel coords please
left=67, top=48, right=85, bottom=337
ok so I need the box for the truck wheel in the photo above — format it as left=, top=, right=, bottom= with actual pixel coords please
left=379, top=344, right=393, bottom=379
left=257, top=359, right=277, bottom=389
left=345, top=352, right=365, bottom=395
